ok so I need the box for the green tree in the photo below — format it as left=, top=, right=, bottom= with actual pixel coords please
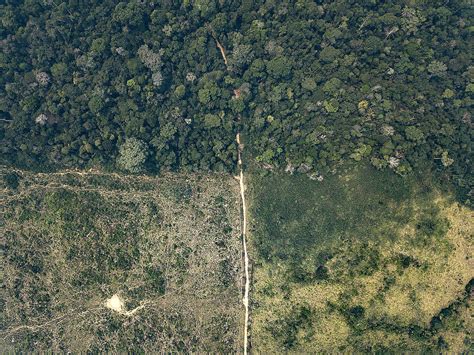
left=116, top=138, right=148, bottom=173
left=51, top=62, right=68, bottom=79
left=88, top=96, right=104, bottom=114
left=319, top=46, right=341, bottom=63
left=266, top=56, right=291, bottom=79
left=203, top=114, right=220, bottom=128
left=174, top=85, right=186, bottom=99
left=405, top=126, right=424, bottom=142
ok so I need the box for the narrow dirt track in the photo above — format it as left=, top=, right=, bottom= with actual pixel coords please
left=236, top=133, right=250, bottom=355
left=209, top=30, right=251, bottom=354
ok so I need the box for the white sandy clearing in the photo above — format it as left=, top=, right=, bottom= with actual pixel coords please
left=105, top=294, right=124, bottom=313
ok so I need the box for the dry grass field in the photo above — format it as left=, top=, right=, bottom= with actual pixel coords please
left=248, top=164, right=473, bottom=353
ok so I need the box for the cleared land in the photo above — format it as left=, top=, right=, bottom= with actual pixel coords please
left=248, top=164, right=473, bottom=353
left=2, top=163, right=472, bottom=353
left=0, top=168, right=243, bottom=352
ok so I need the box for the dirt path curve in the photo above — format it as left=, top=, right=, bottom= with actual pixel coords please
left=236, top=133, right=250, bottom=355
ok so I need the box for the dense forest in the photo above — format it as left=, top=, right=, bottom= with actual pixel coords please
left=0, top=0, right=472, bottom=203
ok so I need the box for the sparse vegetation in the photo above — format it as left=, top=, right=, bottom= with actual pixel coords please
left=0, top=167, right=243, bottom=353
left=248, top=164, right=473, bottom=353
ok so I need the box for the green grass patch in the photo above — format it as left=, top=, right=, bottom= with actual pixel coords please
left=250, top=165, right=419, bottom=263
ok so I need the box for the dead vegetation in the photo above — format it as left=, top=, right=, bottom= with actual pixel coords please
left=0, top=167, right=243, bottom=352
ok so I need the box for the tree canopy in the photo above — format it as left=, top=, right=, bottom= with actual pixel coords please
left=0, top=0, right=472, bottom=204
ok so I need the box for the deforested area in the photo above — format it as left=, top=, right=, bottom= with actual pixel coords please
left=0, top=167, right=243, bottom=352
left=248, top=164, right=473, bottom=353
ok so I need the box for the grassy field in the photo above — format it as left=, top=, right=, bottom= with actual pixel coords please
left=0, top=168, right=243, bottom=352
left=248, top=164, right=473, bottom=353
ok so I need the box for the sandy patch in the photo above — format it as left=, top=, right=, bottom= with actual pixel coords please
left=105, top=294, right=124, bottom=313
